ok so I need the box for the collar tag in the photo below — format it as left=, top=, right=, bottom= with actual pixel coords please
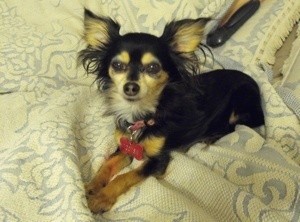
left=118, top=119, right=155, bottom=160
left=119, top=137, right=143, bottom=160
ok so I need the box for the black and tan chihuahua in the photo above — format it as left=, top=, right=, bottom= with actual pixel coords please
left=79, top=9, right=264, bottom=213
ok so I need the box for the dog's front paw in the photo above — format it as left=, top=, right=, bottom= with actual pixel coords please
left=85, top=180, right=107, bottom=198
left=85, top=169, right=111, bottom=198
left=87, top=188, right=117, bottom=213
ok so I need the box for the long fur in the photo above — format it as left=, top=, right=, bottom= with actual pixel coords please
left=79, top=9, right=265, bottom=213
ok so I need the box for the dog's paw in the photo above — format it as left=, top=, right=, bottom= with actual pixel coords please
left=85, top=180, right=107, bottom=198
left=87, top=189, right=117, bottom=213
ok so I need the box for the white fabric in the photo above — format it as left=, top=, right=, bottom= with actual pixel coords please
left=1, top=0, right=300, bottom=221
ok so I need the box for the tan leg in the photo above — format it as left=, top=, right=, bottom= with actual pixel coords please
left=87, top=154, right=171, bottom=213
left=87, top=168, right=145, bottom=213
left=229, top=111, right=239, bottom=124
left=86, top=130, right=169, bottom=213
left=85, top=152, right=132, bottom=197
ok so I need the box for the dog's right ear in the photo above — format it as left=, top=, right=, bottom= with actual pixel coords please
left=83, top=9, right=120, bottom=48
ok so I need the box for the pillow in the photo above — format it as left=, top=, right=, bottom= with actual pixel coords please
left=210, top=0, right=300, bottom=72
left=86, top=0, right=235, bottom=36
left=277, top=24, right=300, bottom=117
left=282, top=24, right=300, bottom=78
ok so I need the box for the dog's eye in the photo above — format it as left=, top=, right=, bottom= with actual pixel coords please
left=111, top=61, right=127, bottom=72
left=145, top=63, right=161, bottom=74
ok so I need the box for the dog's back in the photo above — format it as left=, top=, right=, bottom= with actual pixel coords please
left=151, top=69, right=264, bottom=150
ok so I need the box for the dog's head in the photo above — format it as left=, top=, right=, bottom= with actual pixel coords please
left=79, top=9, right=209, bottom=121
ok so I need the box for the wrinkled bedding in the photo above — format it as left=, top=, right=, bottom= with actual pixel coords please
left=1, top=0, right=300, bottom=221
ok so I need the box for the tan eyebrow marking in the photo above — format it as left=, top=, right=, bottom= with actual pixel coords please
left=141, top=52, right=159, bottom=65
left=113, top=51, right=130, bottom=64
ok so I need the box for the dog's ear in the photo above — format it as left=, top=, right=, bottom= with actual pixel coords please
left=83, top=9, right=120, bottom=48
left=160, top=18, right=210, bottom=53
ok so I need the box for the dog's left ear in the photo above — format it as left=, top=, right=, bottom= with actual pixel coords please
left=160, top=18, right=210, bottom=53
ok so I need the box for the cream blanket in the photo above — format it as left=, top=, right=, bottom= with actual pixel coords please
left=1, top=0, right=300, bottom=221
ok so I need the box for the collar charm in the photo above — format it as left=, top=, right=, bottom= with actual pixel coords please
left=118, top=119, right=155, bottom=160
left=119, top=120, right=145, bottom=160
left=119, top=137, right=143, bottom=160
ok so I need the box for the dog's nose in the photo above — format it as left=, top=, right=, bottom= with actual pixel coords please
left=123, top=82, right=140, bottom=96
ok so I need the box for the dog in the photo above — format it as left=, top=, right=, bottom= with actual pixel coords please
left=79, top=9, right=264, bottom=213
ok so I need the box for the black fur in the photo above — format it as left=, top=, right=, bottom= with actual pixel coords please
left=145, top=70, right=264, bottom=148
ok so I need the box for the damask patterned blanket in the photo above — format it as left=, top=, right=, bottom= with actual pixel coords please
left=1, top=0, right=300, bottom=221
